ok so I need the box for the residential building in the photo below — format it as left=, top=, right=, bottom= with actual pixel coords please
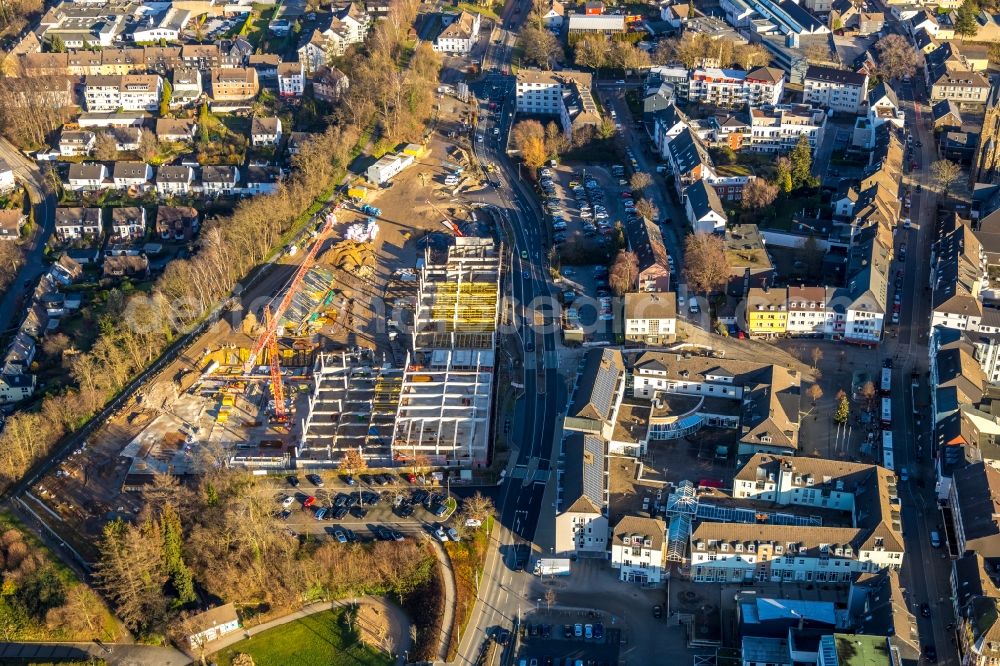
left=555, top=433, right=609, bottom=556
left=687, top=67, right=785, bottom=108
left=248, top=54, right=280, bottom=83
left=103, top=254, right=148, bottom=279
left=38, top=0, right=131, bottom=49
left=746, top=287, right=788, bottom=338
left=170, top=67, right=202, bottom=108
left=131, top=7, right=190, bottom=42
left=746, top=104, right=827, bottom=153
left=0, top=160, right=15, bottom=194
left=724, top=224, right=774, bottom=296
left=930, top=69, right=991, bottom=107
left=155, top=165, right=194, bottom=196
left=54, top=207, right=102, bottom=242
left=514, top=70, right=601, bottom=139
left=312, top=66, right=350, bottom=103
left=933, top=99, right=964, bottom=131
left=950, top=462, right=1000, bottom=557
left=58, top=130, right=95, bottom=157
left=298, top=5, right=371, bottom=68
left=563, top=348, right=627, bottom=445
left=210, top=67, right=260, bottom=101
left=664, top=127, right=714, bottom=194
left=111, top=161, right=152, bottom=189
left=0, top=210, right=26, bottom=240
left=109, top=206, right=145, bottom=241
left=635, top=216, right=672, bottom=291
left=66, top=163, right=107, bottom=191
left=155, top=205, right=199, bottom=241
left=156, top=118, right=198, bottom=143
left=786, top=286, right=835, bottom=336
left=610, top=516, right=666, bottom=584
left=803, top=65, right=869, bottom=114
left=277, top=61, right=304, bottom=97
left=83, top=74, right=163, bottom=112
left=250, top=116, right=283, bottom=146
left=542, top=0, right=565, bottom=28
left=76, top=112, right=147, bottom=129
left=624, top=292, right=677, bottom=344
left=432, top=11, right=481, bottom=53
left=186, top=603, right=241, bottom=648
left=242, top=166, right=280, bottom=195
left=684, top=180, right=728, bottom=234
left=931, top=222, right=987, bottom=331
left=566, top=13, right=626, bottom=35
left=201, top=166, right=240, bottom=195
left=691, top=454, right=903, bottom=582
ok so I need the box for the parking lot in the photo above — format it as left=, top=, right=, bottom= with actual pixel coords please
left=273, top=472, right=461, bottom=542
left=515, top=613, right=621, bottom=666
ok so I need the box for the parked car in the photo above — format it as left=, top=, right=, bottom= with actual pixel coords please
left=281, top=495, right=295, bottom=508
left=307, top=473, right=324, bottom=487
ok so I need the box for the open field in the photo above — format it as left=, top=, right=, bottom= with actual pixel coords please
left=215, top=608, right=392, bottom=666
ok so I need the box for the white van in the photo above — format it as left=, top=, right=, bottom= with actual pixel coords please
left=444, top=175, right=459, bottom=186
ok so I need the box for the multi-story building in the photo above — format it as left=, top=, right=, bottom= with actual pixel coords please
left=555, top=433, right=609, bottom=556
left=84, top=74, right=162, bottom=112
left=786, top=286, right=835, bottom=336
left=624, top=292, right=677, bottom=344
left=514, top=70, right=601, bottom=139
left=930, top=222, right=986, bottom=331
left=431, top=10, right=481, bottom=53
left=54, top=207, right=102, bottom=242
left=39, top=0, right=131, bottom=49
left=210, top=67, right=260, bottom=102
left=687, top=67, right=785, bottom=107
left=312, top=66, right=350, bottom=103
left=277, top=61, right=304, bottom=97
left=746, top=104, right=827, bottom=154
left=803, top=65, right=869, bottom=114
left=610, top=516, right=666, bottom=584
left=690, top=454, right=903, bottom=582
left=170, top=67, right=201, bottom=108
left=109, top=206, right=145, bottom=241
left=930, top=69, right=991, bottom=107
left=746, top=287, right=788, bottom=338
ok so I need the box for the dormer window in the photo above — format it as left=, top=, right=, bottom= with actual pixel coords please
left=794, top=475, right=802, bottom=484
left=643, top=538, right=652, bottom=547
left=721, top=543, right=730, bottom=552
left=775, top=545, right=784, bottom=554
left=623, top=536, right=631, bottom=545
left=748, top=543, right=756, bottom=553
left=736, top=543, right=744, bottom=552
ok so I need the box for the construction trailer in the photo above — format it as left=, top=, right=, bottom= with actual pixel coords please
left=391, top=237, right=502, bottom=467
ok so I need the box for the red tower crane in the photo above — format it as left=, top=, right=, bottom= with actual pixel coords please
left=244, top=208, right=338, bottom=422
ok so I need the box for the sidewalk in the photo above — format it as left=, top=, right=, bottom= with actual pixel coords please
left=205, top=597, right=412, bottom=664
left=0, top=641, right=188, bottom=666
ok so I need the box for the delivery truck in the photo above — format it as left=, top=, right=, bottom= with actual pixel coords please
left=533, top=558, right=571, bottom=576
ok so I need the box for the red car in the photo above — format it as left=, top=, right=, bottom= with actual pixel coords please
left=303, top=495, right=316, bottom=508
left=406, top=473, right=417, bottom=484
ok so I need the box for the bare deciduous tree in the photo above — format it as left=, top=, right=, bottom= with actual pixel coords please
left=341, top=449, right=368, bottom=474
left=931, top=159, right=962, bottom=194
left=741, top=178, right=779, bottom=210
left=629, top=172, right=652, bottom=193
left=874, top=34, right=921, bottom=81
left=683, top=232, right=731, bottom=296
left=609, top=250, right=639, bottom=296
left=807, top=383, right=824, bottom=404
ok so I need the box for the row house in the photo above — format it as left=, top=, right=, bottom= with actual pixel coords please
left=155, top=165, right=194, bottom=195
left=54, top=207, right=102, bottom=243
left=687, top=66, right=785, bottom=108
left=155, top=118, right=198, bottom=143
left=112, top=161, right=153, bottom=189
left=170, top=67, right=202, bottom=108
left=250, top=116, right=283, bottom=147
left=202, top=165, right=241, bottom=195
left=16, top=42, right=246, bottom=78
left=930, top=221, right=987, bottom=332
left=109, top=207, right=145, bottom=242
left=155, top=205, right=199, bottom=241
left=610, top=516, right=666, bottom=584
left=66, top=162, right=107, bottom=190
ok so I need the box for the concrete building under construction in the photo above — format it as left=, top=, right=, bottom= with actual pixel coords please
left=296, top=350, right=403, bottom=466
left=392, top=237, right=502, bottom=467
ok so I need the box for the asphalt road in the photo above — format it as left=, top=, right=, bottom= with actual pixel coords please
left=0, top=139, right=56, bottom=336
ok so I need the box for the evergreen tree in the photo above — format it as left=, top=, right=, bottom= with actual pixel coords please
left=789, top=134, right=814, bottom=189
left=955, top=0, right=980, bottom=38
left=834, top=395, right=850, bottom=424
left=774, top=157, right=793, bottom=194
left=198, top=102, right=210, bottom=145
left=161, top=505, right=195, bottom=604
left=159, top=79, right=173, bottom=117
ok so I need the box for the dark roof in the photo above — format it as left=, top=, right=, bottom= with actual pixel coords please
left=667, top=127, right=709, bottom=177
left=569, top=348, right=624, bottom=422
left=805, top=64, right=867, bottom=86
left=201, top=165, right=238, bottom=182
left=156, top=165, right=192, bottom=183
left=112, top=161, right=149, bottom=180
left=932, top=99, right=963, bottom=126
left=954, top=462, right=1000, bottom=556
left=867, top=81, right=897, bottom=109
left=561, top=433, right=606, bottom=514
left=685, top=179, right=726, bottom=220
left=67, top=162, right=105, bottom=181
left=778, top=0, right=825, bottom=32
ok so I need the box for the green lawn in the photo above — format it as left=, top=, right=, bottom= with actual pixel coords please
left=215, top=609, right=391, bottom=666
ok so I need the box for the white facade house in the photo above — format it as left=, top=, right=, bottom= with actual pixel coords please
left=366, top=152, right=414, bottom=186
left=277, top=61, right=305, bottom=97
left=84, top=75, right=163, bottom=112
left=112, top=161, right=152, bottom=189
left=688, top=67, right=785, bottom=107
left=170, top=67, right=202, bottom=108
left=554, top=433, right=609, bottom=557
left=186, top=603, right=241, bottom=648
left=109, top=206, right=146, bottom=241
left=131, top=8, right=191, bottom=42
left=684, top=180, right=728, bottom=234
left=66, top=163, right=108, bottom=191
left=201, top=166, right=240, bottom=195
left=542, top=0, right=565, bottom=28
left=610, top=516, right=666, bottom=584
left=746, top=104, right=827, bottom=153
left=59, top=130, right=96, bottom=157
left=432, top=11, right=482, bottom=53
left=624, top=292, right=677, bottom=344
left=155, top=165, right=194, bottom=196
left=54, top=207, right=103, bottom=242
left=803, top=65, right=869, bottom=114
left=250, top=116, right=283, bottom=147
left=786, top=286, right=835, bottom=336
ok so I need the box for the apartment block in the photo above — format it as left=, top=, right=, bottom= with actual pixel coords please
left=803, top=65, right=869, bottom=114
left=84, top=74, right=162, bottom=112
